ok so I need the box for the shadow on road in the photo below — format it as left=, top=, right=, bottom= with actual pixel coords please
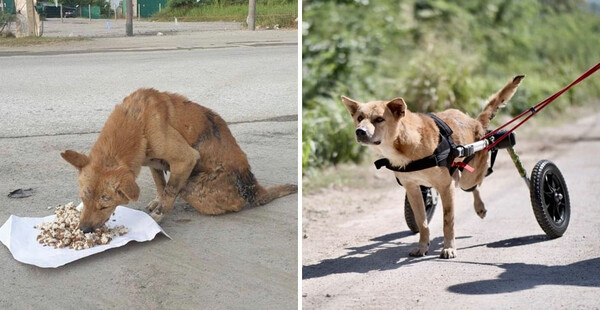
left=448, top=257, right=600, bottom=295
left=459, top=234, right=549, bottom=251
left=303, top=231, right=447, bottom=280
left=447, top=235, right=600, bottom=294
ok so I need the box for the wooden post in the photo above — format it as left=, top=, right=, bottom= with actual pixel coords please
left=88, top=4, right=91, bottom=21
left=247, top=0, right=256, bottom=30
left=1, top=0, right=5, bottom=13
left=125, top=0, right=132, bottom=36
left=158, top=3, right=161, bottom=12
left=60, top=4, right=63, bottom=23
left=137, top=4, right=140, bottom=20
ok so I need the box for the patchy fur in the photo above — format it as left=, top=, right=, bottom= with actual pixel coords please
left=62, top=88, right=297, bottom=229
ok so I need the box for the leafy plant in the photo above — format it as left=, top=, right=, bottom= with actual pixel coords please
left=303, top=0, right=600, bottom=172
left=0, top=12, right=14, bottom=35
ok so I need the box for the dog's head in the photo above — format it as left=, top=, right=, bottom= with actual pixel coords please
left=61, top=150, right=139, bottom=233
left=341, top=96, right=407, bottom=146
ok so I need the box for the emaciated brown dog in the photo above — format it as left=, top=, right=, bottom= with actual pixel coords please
left=62, top=89, right=297, bottom=232
left=341, top=76, right=523, bottom=258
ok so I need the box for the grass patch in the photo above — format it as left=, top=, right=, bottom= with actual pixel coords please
left=0, top=36, right=87, bottom=47
left=152, top=2, right=297, bottom=28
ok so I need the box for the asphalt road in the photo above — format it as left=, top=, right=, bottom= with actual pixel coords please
left=0, top=33, right=298, bottom=309
left=302, top=109, right=600, bottom=309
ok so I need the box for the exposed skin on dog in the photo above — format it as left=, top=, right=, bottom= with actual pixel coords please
left=341, top=76, right=523, bottom=259
left=62, top=88, right=297, bottom=231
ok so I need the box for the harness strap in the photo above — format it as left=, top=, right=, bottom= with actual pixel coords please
left=486, top=148, right=499, bottom=176
left=374, top=113, right=457, bottom=173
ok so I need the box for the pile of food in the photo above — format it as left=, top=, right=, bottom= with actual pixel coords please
left=35, top=202, right=128, bottom=250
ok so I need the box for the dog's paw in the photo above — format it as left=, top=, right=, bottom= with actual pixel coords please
left=474, top=200, right=487, bottom=219
left=440, top=248, right=457, bottom=259
left=476, top=207, right=487, bottom=219
left=150, top=210, right=165, bottom=222
left=146, top=198, right=161, bottom=213
left=409, top=246, right=428, bottom=257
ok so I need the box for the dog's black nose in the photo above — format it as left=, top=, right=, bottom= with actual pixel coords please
left=80, top=226, right=93, bottom=234
left=356, top=128, right=367, bottom=137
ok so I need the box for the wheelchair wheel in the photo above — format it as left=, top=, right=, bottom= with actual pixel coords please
left=404, top=186, right=438, bottom=233
left=530, top=160, right=570, bottom=238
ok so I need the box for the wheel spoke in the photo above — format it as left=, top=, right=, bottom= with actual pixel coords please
left=545, top=174, right=553, bottom=188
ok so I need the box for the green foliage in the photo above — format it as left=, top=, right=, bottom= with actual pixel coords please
left=302, top=98, right=365, bottom=171
left=0, top=12, right=14, bottom=35
left=153, top=0, right=297, bottom=27
left=167, top=0, right=199, bottom=10
left=303, top=0, right=600, bottom=171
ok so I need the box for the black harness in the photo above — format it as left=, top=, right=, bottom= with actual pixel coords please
left=373, top=114, right=502, bottom=193
left=374, top=113, right=463, bottom=175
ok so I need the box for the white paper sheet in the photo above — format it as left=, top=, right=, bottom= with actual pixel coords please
left=0, top=203, right=170, bottom=268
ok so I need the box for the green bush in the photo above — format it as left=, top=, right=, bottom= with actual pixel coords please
left=303, top=0, right=600, bottom=172
left=153, top=1, right=297, bottom=27
left=0, top=12, right=14, bottom=34
left=167, top=0, right=199, bottom=9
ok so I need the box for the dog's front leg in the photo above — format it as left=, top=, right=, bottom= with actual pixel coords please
left=405, top=183, right=430, bottom=256
left=146, top=168, right=166, bottom=214
left=148, top=127, right=200, bottom=222
left=438, top=182, right=457, bottom=259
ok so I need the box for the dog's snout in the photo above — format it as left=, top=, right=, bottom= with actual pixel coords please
left=355, top=128, right=367, bottom=137
left=80, top=226, right=94, bottom=234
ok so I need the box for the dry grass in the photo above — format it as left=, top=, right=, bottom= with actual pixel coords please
left=0, top=36, right=87, bottom=47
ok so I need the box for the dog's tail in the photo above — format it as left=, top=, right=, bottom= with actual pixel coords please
left=477, top=75, right=525, bottom=130
left=254, top=184, right=298, bottom=206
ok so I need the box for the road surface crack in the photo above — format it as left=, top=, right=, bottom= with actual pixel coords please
left=0, top=114, right=297, bottom=140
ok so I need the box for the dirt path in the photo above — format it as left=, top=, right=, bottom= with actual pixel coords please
left=302, top=109, right=600, bottom=309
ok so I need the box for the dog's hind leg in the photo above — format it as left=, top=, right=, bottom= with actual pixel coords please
left=472, top=188, right=487, bottom=219
left=179, top=173, right=247, bottom=215
left=438, top=182, right=457, bottom=259
left=458, top=152, right=488, bottom=219
left=405, top=183, right=430, bottom=257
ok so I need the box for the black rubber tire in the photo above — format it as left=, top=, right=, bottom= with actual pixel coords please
left=404, top=186, right=438, bottom=233
left=530, top=160, right=570, bottom=239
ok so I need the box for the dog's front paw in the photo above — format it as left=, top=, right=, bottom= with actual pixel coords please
left=150, top=209, right=165, bottom=222
left=146, top=198, right=161, bottom=213
left=440, top=248, right=457, bottom=259
left=409, top=245, right=429, bottom=257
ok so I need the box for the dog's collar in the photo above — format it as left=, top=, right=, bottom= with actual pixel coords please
left=374, top=113, right=459, bottom=174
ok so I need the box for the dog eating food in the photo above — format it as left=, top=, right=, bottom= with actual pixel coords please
left=35, top=202, right=128, bottom=250
left=61, top=88, right=297, bottom=230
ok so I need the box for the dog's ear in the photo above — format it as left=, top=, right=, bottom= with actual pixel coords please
left=61, top=150, right=89, bottom=170
left=117, top=171, right=140, bottom=202
left=386, top=98, right=406, bottom=119
left=341, top=96, right=360, bottom=116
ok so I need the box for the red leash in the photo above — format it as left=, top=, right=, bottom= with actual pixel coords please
left=483, top=61, right=600, bottom=151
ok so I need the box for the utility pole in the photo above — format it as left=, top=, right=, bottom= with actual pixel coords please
left=247, top=0, right=256, bottom=31
left=26, top=0, right=36, bottom=35
left=126, top=0, right=132, bottom=36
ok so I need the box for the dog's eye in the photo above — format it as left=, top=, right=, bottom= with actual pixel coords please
left=374, top=117, right=385, bottom=123
left=101, top=195, right=112, bottom=202
left=357, top=115, right=364, bottom=122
